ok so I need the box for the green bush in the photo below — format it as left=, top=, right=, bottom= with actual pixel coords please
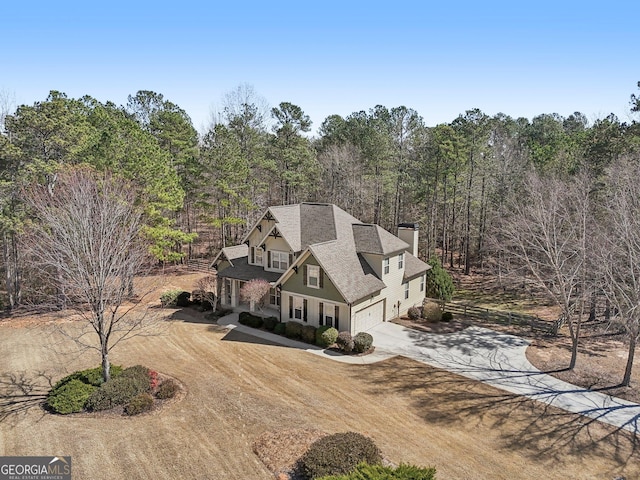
left=318, top=462, right=436, bottom=480
left=238, top=311, right=252, bottom=325
left=263, top=316, right=279, bottom=331
left=274, top=322, right=286, bottom=335
left=336, top=332, right=354, bottom=352
left=421, top=301, right=442, bottom=323
left=299, top=432, right=382, bottom=479
left=425, top=257, right=455, bottom=301
left=46, top=379, right=96, bottom=414
left=407, top=306, right=421, bottom=320
left=156, top=378, right=179, bottom=399
left=353, top=332, right=373, bottom=353
left=85, top=365, right=151, bottom=411
left=441, top=311, right=453, bottom=322
left=316, top=326, right=338, bottom=347
left=51, top=365, right=123, bottom=390
left=285, top=321, right=303, bottom=339
left=124, top=393, right=154, bottom=416
left=301, top=324, right=317, bottom=343
left=248, top=315, right=264, bottom=329
left=160, top=290, right=190, bottom=307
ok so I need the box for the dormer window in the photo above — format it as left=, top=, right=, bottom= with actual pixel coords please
left=398, top=253, right=404, bottom=269
left=383, top=258, right=390, bottom=275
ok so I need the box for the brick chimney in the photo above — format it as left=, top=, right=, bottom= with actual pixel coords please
left=397, top=223, right=419, bottom=257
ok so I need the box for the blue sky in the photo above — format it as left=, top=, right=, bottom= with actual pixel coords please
left=3, top=1, right=639, bottom=134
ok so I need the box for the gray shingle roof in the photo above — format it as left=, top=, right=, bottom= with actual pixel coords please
left=217, top=256, right=281, bottom=283
left=403, top=253, right=430, bottom=281
left=352, top=224, right=409, bottom=255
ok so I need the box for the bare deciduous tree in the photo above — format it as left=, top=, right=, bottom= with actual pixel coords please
left=494, top=171, right=594, bottom=369
left=598, top=157, right=640, bottom=386
left=23, top=167, right=152, bottom=382
left=195, top=274, right=218, bottom=310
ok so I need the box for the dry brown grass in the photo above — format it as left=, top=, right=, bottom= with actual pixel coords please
left=1, top=303, right=638, bottom=480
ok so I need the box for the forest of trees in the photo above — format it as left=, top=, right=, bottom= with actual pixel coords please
left=2, top=82, right=640, bottom=382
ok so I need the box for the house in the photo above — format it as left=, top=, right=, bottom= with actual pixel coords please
left=211, top=203, right=430, bottom=334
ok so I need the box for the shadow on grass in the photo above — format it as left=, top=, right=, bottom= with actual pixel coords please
left=0, top=371, right=53, bottom=424
left=356, top=356, right=640, bottom=472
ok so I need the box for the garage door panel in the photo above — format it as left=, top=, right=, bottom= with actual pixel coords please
left=354, top=301, right=384, bottom=332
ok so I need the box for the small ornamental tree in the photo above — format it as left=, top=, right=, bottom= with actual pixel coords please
left=425, top=257, right=455, bottom=302
left=195, top=275, right=218, bottom=310
left=239, top=278, right=270, bottom=312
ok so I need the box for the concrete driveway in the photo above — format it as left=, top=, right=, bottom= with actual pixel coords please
left=370, top=321, right=640, bottom=435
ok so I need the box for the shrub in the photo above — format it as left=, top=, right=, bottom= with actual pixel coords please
left=238, top=311, right=250, bottom=325
left=353, top=332, right=373, bottom=353
left=301, top=324, right=317, bottom=344
left=160, top=290, right=190, bottom=307
left=273, top=322, right=286, bottom=335
left=316, top=326, right=338, bottom=347
left=85, top=365, right=152, bottom=411
left=285, top=321, right=303, bottom=339
left=317, top=462, right=436, bottom=480
left=336, top=331, right=354, bottom=353
left=425, top=257, right=455, bottom=301
left=124, top=393, right=154, bottom=416
left=263, top=316, right=279, bottom=331
left=47, top=379, right=96, bottom=414
left=299, top=432, right=382, bottom=479
left=156, top=378, right=179, bottom=399
left=52, top=365, right=123, bottom=390
left=407, top=306, right=421, bottom=320
left=441, top=311, right=453, bottom=322
left=421, top=300, right=442, bottom=323
left=250, top=315, right=264, bottom=328
left=149, top=370, right=159, bottom=390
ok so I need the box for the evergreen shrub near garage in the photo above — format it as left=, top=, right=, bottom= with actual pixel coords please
left=353, top=332, right=373, bottom=353
left=336, top=332, right=354, bottom=352
left=441, top=311, right=453, bottom=322
left=274, top=322, right=286, bottom=335
left=407, top=306, right=421, bottom=320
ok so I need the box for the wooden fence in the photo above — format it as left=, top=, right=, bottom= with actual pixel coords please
left=435, top=299, right=564, bottom=335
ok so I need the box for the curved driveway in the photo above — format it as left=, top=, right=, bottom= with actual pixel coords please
left=369, top=322, right=640, bottom=435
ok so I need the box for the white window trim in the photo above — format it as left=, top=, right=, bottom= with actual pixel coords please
left=324, top=301, right=335, bottom=327
left=398, top=252, right=404, bottom=269
left=383, top=257, right=390, bottom=275
left=255, top=247, right=263, bottom=266
left=307, top=265, right=320, bottom=289
left=404, top=282, right=410, bottom=300
left=270, top=250, right=289, bottom=272
left=420, top=274, right=425, bottom=292
left=293, top=296, right=303, bottom=320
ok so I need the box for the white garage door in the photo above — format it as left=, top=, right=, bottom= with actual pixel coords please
left=353, top=301, right=385, bottom=332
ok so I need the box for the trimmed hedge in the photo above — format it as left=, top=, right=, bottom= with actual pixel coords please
left=274, top=322, right=286, bottom=335
left=124, top=393, right=154, bottom=416
left=301, top=324, right=317, bottom=344
left=336, top=332, right=354, bottom=353
left=47, top=379, right=97, bottom=414
left=441, top=311, right=453, bottom=322
left=156, top=378, right=179, bottom=399
left=316, top=326, right=338, bottom=347
left=353, top=332, right=373, bottom=353
left=317, top=462, right=436, bottom=480
left=299, top=432, right=382, bottom=479
left=285, top=321, right=303, bottom=339
left=422, top=301, right=442, bottom=323
left=263, top=316, right=279, bottom=331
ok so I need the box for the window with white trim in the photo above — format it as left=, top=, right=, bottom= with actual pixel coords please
left=307, top=265, right=320, bottom=288
left=420, top=274, right=425, bottom=292
left=404, top=282, right=409, bottom=299
left=324, top=302, right=334, bottom=327
left=270, top=250, right=289, bottom=271
left=383, top=257, right=390, bottom=275
left=255, top=247, right=263, bottom=266
left=398, top=252, right=404, bottom=269
left=269, top=287, right=280, bottom=306
left=293, top=296, right=303, bottom=320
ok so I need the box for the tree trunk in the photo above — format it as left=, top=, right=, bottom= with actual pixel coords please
left=101, top=338, right=111, bottom=383
left=622, top=334, right=636, bottom=387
